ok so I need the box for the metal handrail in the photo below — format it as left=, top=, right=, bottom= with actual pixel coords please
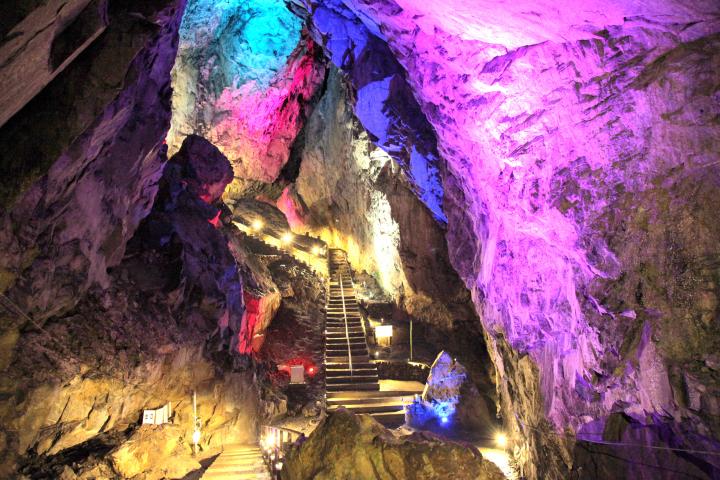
left=260, top=425, right=304, bottom=479
left=338, top=270, right=353, bottom=376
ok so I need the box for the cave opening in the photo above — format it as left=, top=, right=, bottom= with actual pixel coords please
left=1, top=0, right=719, bottom=479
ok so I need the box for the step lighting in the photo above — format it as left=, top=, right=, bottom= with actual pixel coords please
left=251, top=219, right=264, bottom=231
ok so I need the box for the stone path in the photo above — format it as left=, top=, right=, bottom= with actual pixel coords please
left=200, top=445, right=271, bottom=480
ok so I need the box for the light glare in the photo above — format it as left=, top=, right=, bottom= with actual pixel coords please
left=495, top=432, right=508, bottom=448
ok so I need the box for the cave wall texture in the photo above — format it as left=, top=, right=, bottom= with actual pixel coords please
left=289, top=0, right=720, bottom=478
left=167, top=0, right=327, bottom=192
left=1, top=0, right=720, bottom=478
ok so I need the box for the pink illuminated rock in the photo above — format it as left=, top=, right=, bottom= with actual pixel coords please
left=276, top=186, right=307, bottom=230
left=300, top=0, right=720, bottom=477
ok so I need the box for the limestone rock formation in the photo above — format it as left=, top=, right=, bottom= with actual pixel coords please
left=289, top=1, right=720, bottom=477
left=0, top=0, right=187, bottom=321
left=168, top=0, right=327, bottom=191
left=109, top=425, right=201, bottom=479
left=281, top=409, right=505, bottom=480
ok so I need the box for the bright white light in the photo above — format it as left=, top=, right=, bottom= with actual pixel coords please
left=441, top=416, right=448, bottom=423
left=251, top=219, right=264, bottom=231
left=281, top=232, right=294, bottom=245
left=495, top=432, right=508, bottom=448
left=192, top=429, right=201, bottom=445
left=311, top=245, right=322, bottom=255
left=374, top=324, right=393, bottom=338
left=274, top=462, right=283, bottom=471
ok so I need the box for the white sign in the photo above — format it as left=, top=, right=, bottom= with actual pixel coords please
left=142, top=402, right=173, bottom=425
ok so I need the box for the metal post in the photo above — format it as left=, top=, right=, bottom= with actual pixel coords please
left=339, top=271, right=353, bottom=376
left=192, top=391, right=198, bottom=455
left=409, top=318, right=413, bottom=362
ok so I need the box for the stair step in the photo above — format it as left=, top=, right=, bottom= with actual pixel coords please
left=328, top=403, right=405, bottom=414
left=325, top=356, right=370, bottom=363
left=327, top=395, right=415, bottom=407
left=325, top=328, right=364, bottom=334
left=325, top=362, right=375, bottom=370
left=326, top=382, right=380, bottom=392
left=326, top=390, right=421, bottom=400
left=326, top=340, right=366, bottom=345
left=326, top=375, right=378, bottom=384
left=324, top=368, right=378, bottom=376
left=325, top=333, right=366, bottom=339
left=326, top=346, right=368, bottom=352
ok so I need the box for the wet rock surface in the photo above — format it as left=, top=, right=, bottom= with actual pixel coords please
left=282, top=409, right=505, bottom=480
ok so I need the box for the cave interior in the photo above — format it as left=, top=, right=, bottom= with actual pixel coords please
left=0, top=0, right=719, bottom=479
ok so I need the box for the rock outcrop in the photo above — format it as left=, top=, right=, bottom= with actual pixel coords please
left=168, top=0, right=327, bottom=193
left=281, top=409, right=505, bottom=480
left=0, top=0, right=187, bottom=321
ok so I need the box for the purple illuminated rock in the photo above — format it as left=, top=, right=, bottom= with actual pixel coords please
left=171, top=135, right=234, bottom=203
left=295, top=0, right=720, bottom=477
left=422, top=351, right=467, bottom=406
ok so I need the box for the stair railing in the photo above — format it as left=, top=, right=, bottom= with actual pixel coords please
left=260, top=425, right=304, bottom=479
left=338, top=270, right=353, bottom=376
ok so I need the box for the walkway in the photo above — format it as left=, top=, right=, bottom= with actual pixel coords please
left=200, top=445, right=271, bottom=480
left=324, top=249, right=418, bottom=427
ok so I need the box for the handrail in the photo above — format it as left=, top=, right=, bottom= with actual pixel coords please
left=260, top=424, right=305, bottom=479
left=338, top=270, right=353, bottom=376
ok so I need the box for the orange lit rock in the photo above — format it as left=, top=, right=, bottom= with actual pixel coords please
left=282, top=410, right=504, bottom=480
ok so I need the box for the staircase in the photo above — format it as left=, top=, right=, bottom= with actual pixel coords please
left=324, top=249, right=411, bottom=427
left=200, top=444, right=271, bottom=480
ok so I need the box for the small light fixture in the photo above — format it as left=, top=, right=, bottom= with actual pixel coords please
left=441, top=416, right=449, bottom=424
left=495, top=432, right=508, bottom=448
left=275, top=461, right=283, bottom=471
left=311, top=245, right=321, bottom=255
left=281, top=232, right=294, bottom=245
left=251, top=219, right=264, bottom=231
left=374, top=324, right=393, bottom=347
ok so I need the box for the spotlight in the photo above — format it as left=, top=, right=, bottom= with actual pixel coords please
left=495, top=432, right=508, bottom=448
left=441, top=416, right=448, bottom=424
left=274, top=461, right=283, bottom=471
left=281, top=232, right=294, bottom=245
left=251, top=219, right=264, bottom=231
left=311, top=245, right=321, bottom=256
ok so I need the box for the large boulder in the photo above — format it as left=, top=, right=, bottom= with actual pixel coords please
left=281, top=410, right=504, bottom=480
left=109, top=424, right=200, bottom=479
left=171, top=134, right=234, bottom=203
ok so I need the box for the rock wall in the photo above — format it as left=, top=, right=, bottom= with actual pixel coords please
left=168, top=0, right=326, bottom=192
left=0, top=0, right=187, bottom=321
left=304, top=1, right=720, bottom=478
left=282, top=410, right=505, bottom=480
left=295, top=68, right=407, bottom=295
